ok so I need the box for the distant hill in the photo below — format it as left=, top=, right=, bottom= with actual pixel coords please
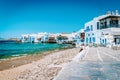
left=0, top=38, right=21, bottom=42
left=0, top=37, right=4, bottom=40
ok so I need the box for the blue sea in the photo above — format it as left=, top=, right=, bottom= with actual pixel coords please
left=0, top=41, right=71, bottom=60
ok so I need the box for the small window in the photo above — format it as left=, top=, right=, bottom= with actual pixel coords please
left=91, top=25, right=93, bottom=31
left=86, top=38, right=88, bottom=43
left=89, top=37, right=91, bottom=43
left=97, top=22, right=99, bottom=29
left=92, top=37, right=95, bottom=42
left=88, top=34, right=90, bottom=36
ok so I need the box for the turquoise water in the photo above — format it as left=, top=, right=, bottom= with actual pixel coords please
left=0, top=41, right=71, bottom=59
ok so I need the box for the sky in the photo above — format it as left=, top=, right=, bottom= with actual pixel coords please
left=0, top=0, right=120, bottom=38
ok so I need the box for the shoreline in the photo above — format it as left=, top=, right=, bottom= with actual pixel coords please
left=0, top=42, right=73, bottom=61
left=0, top=47, right=73, bottom=71
left=0, top=47, right=80, bottom=80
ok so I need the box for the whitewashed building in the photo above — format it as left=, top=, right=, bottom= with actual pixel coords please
left=55, top=33, right=77, bottom=43
left=84, top=10, right=120, bottom=47
left=75, top=29, right=85, bottom=47
left=21, top=31, right=83, bottom=45
left=21, top=32, right=49, bottom=43
left=21, top=34, right=29, bottom=43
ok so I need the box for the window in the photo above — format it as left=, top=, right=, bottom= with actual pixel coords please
left=91, top=25, right=93, bottom=31
left=104, top=21, right=107, bottom=28
left=105, top=39, right=107, bottom=44
left=89, top=37, right=91, bottom=43
left=97, top=22, right=99, bottom=29
left=110, top=19, right=119, bottom=27
left=102, top=39, right=104, bottom=43
left=112, top=20, right=118, bottom=27
left=100, top=22, right=104, bottom=29
left=88, top=34, right=90, bottom=36
left=86, top=38, right=88, bottom=43
left=92, top=37, right=95, bottom=42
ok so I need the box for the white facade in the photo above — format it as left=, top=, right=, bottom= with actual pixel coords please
left=21, top=32, right=76, bottom=43
left=21, top=34, right=29, bottom=43
left=21, top=32, right=49, bottom=43
left=75, top=29, right=85, bottom=47
left=55, top=33, right=77, bottom=43
left=84, top=10, right=120, bottom=46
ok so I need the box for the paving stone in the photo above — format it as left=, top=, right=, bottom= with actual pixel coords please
left=54, top=47, right=120, bottom=80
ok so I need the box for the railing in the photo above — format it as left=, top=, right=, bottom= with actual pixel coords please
left=100, top=24, right=120, bottom=29
left=110, top=24, right=120, bottom=28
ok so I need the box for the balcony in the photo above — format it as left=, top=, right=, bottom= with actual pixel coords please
left=100, top=24, right=120, bottom=29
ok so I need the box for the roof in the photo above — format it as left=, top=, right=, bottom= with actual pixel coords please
left=99, top=15, right=120, bottom=21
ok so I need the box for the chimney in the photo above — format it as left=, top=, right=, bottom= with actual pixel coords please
left=116, top=10, right=119, bottom=15
left=107, top=11, right=111, bottom=16
left=112, top=11, right=115, bottom=15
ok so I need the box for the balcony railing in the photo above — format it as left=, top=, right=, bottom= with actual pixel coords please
left=100, top=24, right=120, bottom=29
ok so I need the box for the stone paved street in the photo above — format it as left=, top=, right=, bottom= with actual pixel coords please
left=54, top=47, right=120, bottom=80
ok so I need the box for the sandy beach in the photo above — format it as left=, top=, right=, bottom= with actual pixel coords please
left=0, top=47, right=80, bottom=80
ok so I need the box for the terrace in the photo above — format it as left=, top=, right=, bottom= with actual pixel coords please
left=99, top=16, right=120, bottom=29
